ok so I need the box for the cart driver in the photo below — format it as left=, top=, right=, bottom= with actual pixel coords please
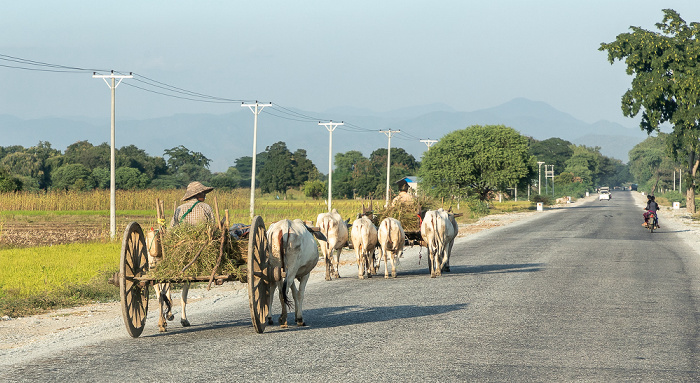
left=170, top=181, right=215, bottom=227
left=392, top=179, right=414, bottom=206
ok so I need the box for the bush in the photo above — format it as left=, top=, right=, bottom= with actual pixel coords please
left=466, top=197, right=489, bottom=218
left=304, top=180, right=327, bottom=200
left=531, top=194, right=552, bottom=205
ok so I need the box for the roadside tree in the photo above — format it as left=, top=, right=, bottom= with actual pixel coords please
left=419, top=125, right=532, bottom=200
left=600, top=9, right=700, bottom=212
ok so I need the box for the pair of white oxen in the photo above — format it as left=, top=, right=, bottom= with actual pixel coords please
left=149, top=208, right=457, bottom=332
left=316, top=208, right=458, bottom=282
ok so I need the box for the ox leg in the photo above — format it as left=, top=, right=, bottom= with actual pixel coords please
left=383, top=248, right=390, bottom=279
left=440, top=249, right=450, bottom=274
left=278, top=281, right=289, bottom=328
left=391, top=251, right=397, bottom=278
left=155, top=284, right=167, bottom=332
left=180, top=282, right=190, bottom=327
left=266, top=280, right=277, bottom=325
left=323, top=247, right=332, bottom=281
left=365, top=253, right=372, bottom=279
left=333, top=248, right=341, bottom=279
left=428, top=249, right=436, bottom=278
left=292, top=274, right=310, bottom=326
left=356, top=248, right=365, bottom=279
left=444, top=242, right=453, bottom=272
left=164, top=283, right=174, bottom=321
left=371, top=251, right=378, bottom=275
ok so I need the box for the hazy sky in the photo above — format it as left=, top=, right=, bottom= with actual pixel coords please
left=1, top=1, right=698, bottom=130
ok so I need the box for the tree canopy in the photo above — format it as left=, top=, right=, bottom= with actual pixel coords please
left=600, top=9, right=700, bottom=210
left=331, top=148, right=420, bottom=199
left=419, top=125, right=533, bottom=200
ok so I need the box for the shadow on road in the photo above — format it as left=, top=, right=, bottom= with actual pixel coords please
left=140, top=317, right=252, bottom=338
left=304, top=303, right=469, bottom=329
left=399, top=262, right=545, bottom=277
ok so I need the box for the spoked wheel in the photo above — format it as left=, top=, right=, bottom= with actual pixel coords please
left=247, top=215, right=270, bottom=334
left=120, top=222, right=150, bottom=338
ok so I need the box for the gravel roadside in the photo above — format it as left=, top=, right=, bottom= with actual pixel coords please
left=4, top=192, right=697, bottom=368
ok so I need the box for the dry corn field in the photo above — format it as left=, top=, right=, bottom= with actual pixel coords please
left=0, top=189, right=381, bottom=247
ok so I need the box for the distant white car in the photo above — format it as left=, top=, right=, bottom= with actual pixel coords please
left=599, top=191, right=611, bottom=201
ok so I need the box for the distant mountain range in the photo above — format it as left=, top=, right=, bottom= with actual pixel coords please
left=0, top=98, right=650, bottom=173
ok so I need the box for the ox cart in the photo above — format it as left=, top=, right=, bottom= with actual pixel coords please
left=113, top=212, right=281, bottom=338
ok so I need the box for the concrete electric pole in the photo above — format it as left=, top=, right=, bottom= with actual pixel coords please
left=537, top=161, right=545, bottom=195
left=319, top=121, right=344, bottom=212
left=92, top=70, right=132, bottom=240
left=380, top=130, right=401, bottom=207
left=420, top=139, right=438, bottom=149
left=242, top=101, right=272, bottom=219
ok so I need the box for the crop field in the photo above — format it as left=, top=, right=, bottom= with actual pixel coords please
left=0, top=188, right=534, bottom=317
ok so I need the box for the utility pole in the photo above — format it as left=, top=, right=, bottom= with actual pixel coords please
left=319, top=121, right=344, bottom=212
left=242, top=101, right=271, bottom=219
left=420, top=139, right=437, bottom=149
left=546, top=165, right=555, bottom=196
left=537, top=161, right=545, bottom=195
left=380, top=130, right=401, bottom=207
left=93, top=70, right=132, bottom=240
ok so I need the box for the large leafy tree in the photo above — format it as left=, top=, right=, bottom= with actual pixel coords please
left=564, top=145, right=601, bottom=187
left=258, top=141, right=296, bottom=196
left=600, top=9, right=700, bottom=211
left=331, top=148, right=419, bottom=199
left=51, top=163, right=91, bottom=190
left=210, top=167, right=242, bottom=189
left=163, top=145, right=212, bottom=186
left=419, top=125, right=532, bottom=200
left=64, top=141, right=109, bottom=170
left=163, top=145, right=210, bottom=173
left=529, top=137, right=574, bottom=172
left=628, top=134, right=676, bottom=192
left=0, top=142, right=62, bottom=190
left=117, top=144, right=167, bottom=179
left=291, top=148, right=320, bottom=185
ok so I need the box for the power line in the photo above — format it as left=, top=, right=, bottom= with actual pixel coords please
left=121, top=82, right=243, bottom=104
left=0, top=52, right=434, bottom=146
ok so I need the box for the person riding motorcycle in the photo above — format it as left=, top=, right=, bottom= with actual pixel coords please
left=643, top=195, right=660, bottom=228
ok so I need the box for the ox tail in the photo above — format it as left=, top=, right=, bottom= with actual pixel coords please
left=321, top=219, right=329, bottom=250
left=277, top=228, right=293, bottom=310
left=431, top=217, right=442, bottom=255
left=385, top=220, right=394, bottom=250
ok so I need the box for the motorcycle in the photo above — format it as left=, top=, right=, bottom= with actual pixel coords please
left=646, top=211, right=658, bottom=233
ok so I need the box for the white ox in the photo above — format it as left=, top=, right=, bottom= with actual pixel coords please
left=266, top=219, right=320, bottom=328
left=377, top=217, right=405, bottom=278
left=145, top=229, right=191, bottom=332
left=351, top=215, right=378, bottom=279
left=316, top=209, right=349, bottom=280
left=420, top=208, right=457, bottom=277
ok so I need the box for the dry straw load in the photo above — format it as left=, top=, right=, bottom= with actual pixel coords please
left=148, top=223, right=247, bottom=282
left=367, top=198, right=435, bottom=232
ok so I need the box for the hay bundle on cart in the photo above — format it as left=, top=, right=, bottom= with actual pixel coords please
left=144, top=197, right=249, bottom=285
left=148, top=223, right=247, bottom=283
left=366, top=198, right=436, bottom=231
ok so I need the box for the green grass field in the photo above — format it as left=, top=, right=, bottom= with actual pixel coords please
left=0, top=242, right=121, bottom=317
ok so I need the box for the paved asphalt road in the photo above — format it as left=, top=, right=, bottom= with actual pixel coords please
left=3, top=191, right=700, bottom=382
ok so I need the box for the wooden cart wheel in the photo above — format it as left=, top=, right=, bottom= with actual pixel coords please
left=247, top=215, right=270, bottom=334
left=119, top=222, right=150, bottom=338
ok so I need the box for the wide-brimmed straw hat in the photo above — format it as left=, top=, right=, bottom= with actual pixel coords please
left=182, top=181, right=214, bottom=201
